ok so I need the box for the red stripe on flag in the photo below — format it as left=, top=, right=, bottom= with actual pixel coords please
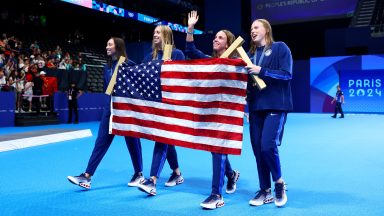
left=163, top=58, right=247, bottom=67
left=161, top=71, right=247, bottom=81
left=162, top=98, right=245, bottom=111
left=112, top=116, right=243, bottom=141
left=113, top=102, right=244, bottom=126
left=112, top=129, right=242, bottom=155
left=161, top=85, right=246, bottom=97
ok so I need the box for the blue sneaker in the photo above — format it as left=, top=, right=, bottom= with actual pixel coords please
left=200, top=194, right=224, bottom=209
left=165, top=172, right=184, bottom=187
left=67, top=173, right=91, bottom=189
left=226, top=170, right=240, bottom=194
left=138, top=178, right=156, bottom=196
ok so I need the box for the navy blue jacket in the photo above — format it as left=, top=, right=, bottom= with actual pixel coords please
left=185, top=41, right=210, bottom=59
left=247, top=41, right=293, bottom=112
left=143, top=48, right=185, bottom=62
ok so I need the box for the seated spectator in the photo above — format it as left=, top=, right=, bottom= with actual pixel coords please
left=49, top=50, right=56, bottom=60
left=30, top=55, right=38, bottom=64
left=24, top=76, right=34, bottom=112
left=56, top=51, right=62, bottom=60
left=30, top=40, right=40, bottom=51
left=55, top=45, right=62, bottom=54
left=54, top=58, right=61, bottom=67
left=15, top=71, right=25, bottom=112
left=0, top=37, right=5, bottom=53
left=58, top=59, right=66, bottom=69
left=0, top=53, right=5, bottom=68
left=4, top=60, right=15, bottom=77
left=46, top=59, right=56, bottom=69
left=25, top=68, right=34, bottom=85
left=40, top=71, right=49, bottom=108
left=8, top=51, right=17, bottom=65
left=18, top=55, right=25, bottom=67
left=29, top=64, right=39, bottom=76
left=32, top=71, right=44, bottom=114
left=73, top=60, right=80, bottom=70
left=64, top=52, right=71, bottom=60
left=7, top=69, right=17, bottom=91
left=66, top=59, right=73, bottom=70
left=22, top=59, right=30, bottom=73
left=0, top=68, right=6, bottom=86
left=16, top=41, right=23, bottom=54
left=37, top=56, right=45, bottom=69
left=35, top=48, right=42, bottom=56
left=0, top=68, right=9, bottom=91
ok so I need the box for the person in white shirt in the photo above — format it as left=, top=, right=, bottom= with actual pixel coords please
left=24, top=78, right=34, bottom=112
left=0, top=69, right=6, bottom=87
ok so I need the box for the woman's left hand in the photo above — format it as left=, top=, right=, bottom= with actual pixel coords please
left=245, top=64, right=261, bottom=75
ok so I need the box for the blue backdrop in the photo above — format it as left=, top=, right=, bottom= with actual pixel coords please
left=310, top=54, right=384, bottom=113
left=0, top=92, right=15, bottom=127
left=54, top=92, right=106, bottom=123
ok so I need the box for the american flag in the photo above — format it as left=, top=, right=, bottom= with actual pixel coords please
left=110, top=58, right=248, bottom=155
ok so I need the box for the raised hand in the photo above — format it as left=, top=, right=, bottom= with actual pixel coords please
left=188, top=10, right=199, bottom=27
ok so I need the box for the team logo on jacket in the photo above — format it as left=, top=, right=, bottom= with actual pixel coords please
left=265, top=49, right=272, bottom=56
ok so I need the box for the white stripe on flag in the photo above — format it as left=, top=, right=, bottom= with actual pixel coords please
left=161, top=78, right=247, bottom=89
left=113, top=96, right=244, bottom=118
left=112, top=109, right=244, bottom=134
left=112, top=122, right=243, bottom=149
left=162, top=92, right=246, bottom=104
left=161, top=64, right=247, bottom=74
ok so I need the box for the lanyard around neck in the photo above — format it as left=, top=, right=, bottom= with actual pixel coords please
left=253, top=46, right=267, bottom=66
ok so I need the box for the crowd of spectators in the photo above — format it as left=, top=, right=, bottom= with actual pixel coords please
left=0, top=33, right=86, bottom=112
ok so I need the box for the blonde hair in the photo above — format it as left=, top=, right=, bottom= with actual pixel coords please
left=151, top=25, right=176, bottom=60
left=249, top=19, right=274, bottom=55
left=212, top=29, right=236, bottom=58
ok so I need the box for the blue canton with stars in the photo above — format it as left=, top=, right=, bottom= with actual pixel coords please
left=113, top=60, right=163, bottom=102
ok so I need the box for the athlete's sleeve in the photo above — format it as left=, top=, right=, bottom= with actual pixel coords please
left=102, top=65, right=109, bottom=92
left=185, top=41, right=209, bottom=59
left=259, top=42, right=292, bottom=81
left=172, top=49, right=186, bottom=60
left=142, top=53, right=152, bottom=63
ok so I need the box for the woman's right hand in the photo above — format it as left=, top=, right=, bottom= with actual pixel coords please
left=188, top=10, right=199, bottom=27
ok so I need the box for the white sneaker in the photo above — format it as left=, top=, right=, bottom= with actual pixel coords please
left=200, top=194, right=224, bottom=209
left=137, top=178, right=156, bottom=196
left=165, top=172, right=184, bottom=187
left=249, top=189, right=274, bottom=206
left=274, top=182, right=287, bottom=207
left=127, top=172, right=144, bottom=187
left=226, top=170, right=240, bottom=194
left=67, top=173, right=91, bottom=189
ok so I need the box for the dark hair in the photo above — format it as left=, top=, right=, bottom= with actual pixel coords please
left=108, top=37, right=128, bottom=67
